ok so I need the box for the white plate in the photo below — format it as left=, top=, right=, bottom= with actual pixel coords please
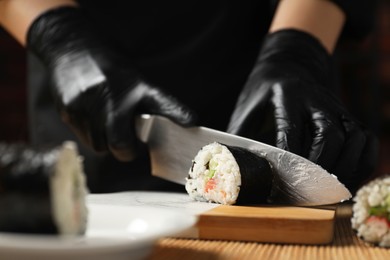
left=0, top=202, right=197, bottom=260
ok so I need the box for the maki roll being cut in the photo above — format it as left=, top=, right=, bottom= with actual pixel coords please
left=185, top=142, right=274, bottom=205
left=0, top=141, right=88, bottom=235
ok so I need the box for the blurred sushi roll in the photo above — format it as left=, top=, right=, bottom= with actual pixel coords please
left=351, top=175, right=390, bottom=247
left=0, top=141, right=88, bottom=235
left=185, top=142, right=274, bottom=205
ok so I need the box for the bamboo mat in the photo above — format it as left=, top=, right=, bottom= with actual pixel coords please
left=148, top=204, right=390, bottom=260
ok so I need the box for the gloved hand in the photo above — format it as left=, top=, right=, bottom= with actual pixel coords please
left=227, top=29, right=378, bottom=192
left=27, top=7, right=196, bottom=161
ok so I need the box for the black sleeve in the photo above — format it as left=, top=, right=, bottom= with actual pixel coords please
left=329, top=0, right=378, bottom=40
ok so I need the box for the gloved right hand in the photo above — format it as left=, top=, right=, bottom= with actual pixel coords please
left=227, top=29, right=378, bottom=192
left=27, top=7, right=197, bottom=161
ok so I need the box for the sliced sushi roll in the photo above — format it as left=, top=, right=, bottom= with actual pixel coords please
left=351, top=175, right=390, bottom=247
left=0, top=141, right=88, bottom=235
left=185, top=142, right=274, bottom=205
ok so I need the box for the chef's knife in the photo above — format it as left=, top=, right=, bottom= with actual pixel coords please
left=136, top=114, right=352, bottom=206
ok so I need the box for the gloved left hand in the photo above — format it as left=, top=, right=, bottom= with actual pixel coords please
left=227, top=29, right=378, bottom=192
left=26, top=7, right=197, bottom=161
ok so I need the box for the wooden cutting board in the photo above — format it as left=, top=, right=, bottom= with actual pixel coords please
left=88, top=191, right=336, bottom=245
left=194, top=205, right=336, bottom=244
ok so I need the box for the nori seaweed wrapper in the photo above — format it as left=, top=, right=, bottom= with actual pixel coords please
left=226, top=145, right=274, bottom=205
left=0, top=143, right=60, bottom=234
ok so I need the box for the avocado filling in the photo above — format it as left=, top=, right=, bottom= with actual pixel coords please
left=369, top=194, right=390, bottom=221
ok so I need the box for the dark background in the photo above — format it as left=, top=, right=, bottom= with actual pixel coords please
left=0, top=1, right=389, bottom=176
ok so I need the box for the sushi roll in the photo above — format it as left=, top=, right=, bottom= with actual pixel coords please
left=185, top=142, right=274, bottom=205
left=351, top=175, right=390, bottom=247
left=0, top=141, right=88, bottom=235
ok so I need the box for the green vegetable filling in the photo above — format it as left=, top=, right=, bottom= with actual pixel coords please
left=369, top=194, right=390, bottom=221
left=208, top=169, right=216, bottom=179
left=369, top=206, right=388, bottom=218
left=206, top=159, right=218, bottom=179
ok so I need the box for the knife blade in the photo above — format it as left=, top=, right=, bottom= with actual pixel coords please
left=136, top=114, right=352, bottom=206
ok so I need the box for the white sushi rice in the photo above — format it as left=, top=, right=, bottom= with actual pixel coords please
left=50, top=141, right=89, bottom=235
left=185, top=142, right=241, bottom=205
left=351, top=175, right=390, bottom=247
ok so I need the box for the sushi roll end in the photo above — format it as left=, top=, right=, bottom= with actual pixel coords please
left=50, top=141, right=89, bottom=235
left=351, top=175, right=390, bottom=247
left=185, top=142, right=274, bottom=205
left=0, top=141, right=89, bottom=235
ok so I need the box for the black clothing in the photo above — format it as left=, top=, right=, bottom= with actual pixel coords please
left=27, top=1, right=375, bottom=192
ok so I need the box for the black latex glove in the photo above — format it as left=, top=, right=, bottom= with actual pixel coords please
left=227, top=29, right=378, bottom=192
left=27, top=7, right=196, bottom=161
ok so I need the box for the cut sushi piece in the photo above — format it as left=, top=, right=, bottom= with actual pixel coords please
left=0, top=141, right=88, bottom=235
left=351, top=175, right=390, bottom=247
left=185, top=142, right=274, bottom=205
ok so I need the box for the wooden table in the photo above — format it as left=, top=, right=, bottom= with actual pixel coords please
left=148, top=204, right=390, bottom=260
